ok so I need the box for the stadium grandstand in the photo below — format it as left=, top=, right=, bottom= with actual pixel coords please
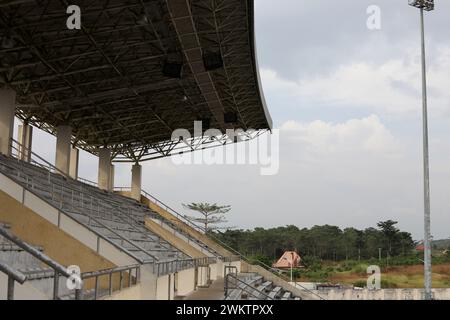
left=0, top=0, right=319, bottom=300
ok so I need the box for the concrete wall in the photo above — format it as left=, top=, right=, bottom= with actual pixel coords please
left=156, top=274, right=175, bottom=300
left=210, top=263, right=221, bottom=281
left=317, top=288, right=450, bottom=300
left=177, top=268, right=196, bottom=297
left=197, top=266, right=210, bottom=287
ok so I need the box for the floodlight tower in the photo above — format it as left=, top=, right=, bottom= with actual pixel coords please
left=408, top=0, right=434, bottom=300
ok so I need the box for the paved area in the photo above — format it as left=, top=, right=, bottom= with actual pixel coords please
left=185, top=278, right=225, bottom=300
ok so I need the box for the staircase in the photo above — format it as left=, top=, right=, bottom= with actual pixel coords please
left=224, top=273, right=301, bottom=300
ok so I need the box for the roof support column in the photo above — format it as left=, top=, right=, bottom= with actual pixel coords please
left=69, top=147, right=79, bottom=180
left=0, top=88, right=16, bottom=156
left=55, top=125, right=72, bottom=175
left=131, top=163, right=142, bottom=201
left=109, top=164, right=115, bottom=192
left=98, top=148, right=112, bottom=191
left=17, top=122, right=33, bottom=162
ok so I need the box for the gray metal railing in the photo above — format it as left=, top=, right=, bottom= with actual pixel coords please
left=114, top=186, right=207, bottom=234
left=153, top=257, right=217, bottom=277
left=80, top=264, right=140, bottom=300
left=5, top=139, right=179, bottom=263
left=224, top=273, right=273, bottom=300
left=0, top=225, right=72, bottom=300
left=0, top=262, right=27, bottom=300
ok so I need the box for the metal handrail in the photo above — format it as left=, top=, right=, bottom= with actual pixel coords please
left=0, top=160, right=155, bottom=265
left=10, top=138, right=69, bottom=178
left=0, top=262, right=27, bottom=300
left=224, top=273, right=273, bottom=300
left=0, top=226, right=70, bottom=278
left=0, top=225, right=71, bottom=300
left=80, top=264, right=141, bottom=300
left=114, top=186, right=207, bottom=233
left=153, top=257, right=217, bottom=277
left=6, top=140, right=165, bottom=262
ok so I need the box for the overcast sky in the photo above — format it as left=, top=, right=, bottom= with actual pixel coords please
left=18, top=0, right=450, bottom=240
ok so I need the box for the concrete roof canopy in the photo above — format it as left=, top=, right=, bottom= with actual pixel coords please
left=0, top=0, right=272, bottom=162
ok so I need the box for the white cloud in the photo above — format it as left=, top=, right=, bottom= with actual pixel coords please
left=280, top=115, right=399, bottom=155
left=261, top=46, right=450, bottom=118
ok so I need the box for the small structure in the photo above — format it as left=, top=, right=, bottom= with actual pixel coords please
left=272, top=251, right=302, bottom=269
left=415, top=244, right=425, bottom=252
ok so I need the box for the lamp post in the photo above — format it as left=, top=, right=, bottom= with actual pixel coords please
left=282, top=257, right=293, bottom=282
left=408, top=0, right=434, bottom=300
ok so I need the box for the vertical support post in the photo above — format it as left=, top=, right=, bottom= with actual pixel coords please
left=17, top=122, right=33, bottom=162
left=131, top=163, right=142, bottom=201
left=109, top=164, right=115, bottom=191
left=55, top=125, right=72, bottom=175
left=7, top=276, right=15, bottom=300
left=69, top=146, right=79, bottom=179
left=94, top=276, right=99, bottom=300
left=420, top=7, right=432, bottom=301
left=98, top=148, right=112, bottom=191
left=109, top=273, right=113, bottom=296
left=0, top=88, right=16, bottom=156
left=53, top=272, right=59, bottom=300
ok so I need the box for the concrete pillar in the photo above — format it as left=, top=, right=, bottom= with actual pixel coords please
left=131, top=163, right=142, bottom=201
left=69, top=147, right=79, bottom=179
left=55, top=125, right=72, bottom=175
left=109, top=164, right=115, bottom=191
left=0, top=88, right=16, bottom=156
left=98, top=148, right=112, bottom=191
left=18, top=123, right=33, bottom=162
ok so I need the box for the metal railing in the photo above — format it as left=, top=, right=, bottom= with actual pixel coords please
left=0, top=262, right=27, bottom=300
left=153, top=257, right=217, bottom=277
left=114, top=186, right=207, bottom=234
left=80, top=264, right=140, bottom=300
left=0, top=225, right=72, bottom=300
left=224, top=273, right=273, bottom=300
left=5, top=139, right=177, bottom=263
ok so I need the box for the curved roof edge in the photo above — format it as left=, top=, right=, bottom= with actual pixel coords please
left=248, top=0, right=273, bottom=130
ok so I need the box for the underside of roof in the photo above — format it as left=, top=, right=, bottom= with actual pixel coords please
left=0, top=0, right=272, bottom=162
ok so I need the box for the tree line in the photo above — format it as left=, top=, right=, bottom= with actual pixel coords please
left=213, top=220, right=416, bottom=263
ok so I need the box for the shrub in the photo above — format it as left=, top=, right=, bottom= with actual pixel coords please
left=353, top=280, right=366, bottom=288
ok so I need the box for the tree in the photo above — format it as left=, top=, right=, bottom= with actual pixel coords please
left=183, top=202, right=231, bottom=233
left=377, top=220, right=400, bottom=255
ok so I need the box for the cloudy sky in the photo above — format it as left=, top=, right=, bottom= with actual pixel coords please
left=17, top=0, right=450, bottom=240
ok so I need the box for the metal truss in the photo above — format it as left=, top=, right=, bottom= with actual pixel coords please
left=0, top=0, right=271, bottom=162
left=113, top=128, right=270, bottom=162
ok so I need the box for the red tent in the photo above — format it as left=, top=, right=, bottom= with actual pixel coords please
left=272, top=251, right=302, bottom=269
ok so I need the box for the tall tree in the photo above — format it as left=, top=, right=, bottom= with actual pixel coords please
left=183, top=203, right=231, bottom=233
left=377, top=220, right=400, bottom=255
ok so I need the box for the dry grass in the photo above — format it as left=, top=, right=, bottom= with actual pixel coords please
left=328, top=263, right=450, bottom=288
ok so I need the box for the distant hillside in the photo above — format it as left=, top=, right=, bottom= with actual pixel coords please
left=433, top=239, right=450, bottom=250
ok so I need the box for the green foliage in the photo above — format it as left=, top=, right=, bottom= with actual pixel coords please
left=212, top=221, right=415, bottom=263
left=246, top=253, right=273, bottom=267
left=183, top=202, right=231, bottom=232
left=353, top=280, right=367, bottom=288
